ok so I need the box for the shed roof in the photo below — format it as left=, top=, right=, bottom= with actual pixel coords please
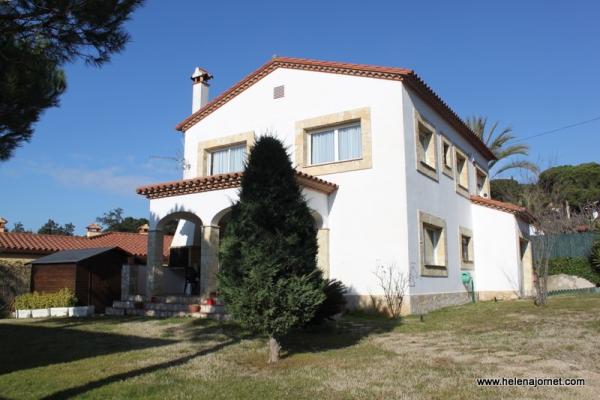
left=31, top=247, right=129, bottom=265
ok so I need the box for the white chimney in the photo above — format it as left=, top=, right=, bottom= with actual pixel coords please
left=191, top=67, right=213, bottom=113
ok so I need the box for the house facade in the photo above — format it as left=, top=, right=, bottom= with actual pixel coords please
left=136, top=57, right=534, bottom=314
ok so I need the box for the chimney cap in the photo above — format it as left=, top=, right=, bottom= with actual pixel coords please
left=0, top=217, right=7, bottom=224
left=137, top=223, right=150, bottom=234
left=86, top=223, right=102, bottom=231
left=191, top=67, right=213, bottom=84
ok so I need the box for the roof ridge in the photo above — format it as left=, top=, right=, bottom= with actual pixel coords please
left=174, top=56, right=496, bottom=161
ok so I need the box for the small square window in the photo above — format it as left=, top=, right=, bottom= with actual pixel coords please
left=415, top=113, right=438, bottom=180
left=455, top=149, right=469, bottom=196
left=476, top=167, right=489, bottom=197
left=419, top=211, right=448, bottom=277
left=459, top=226, right=474, bottom=269
left=441, top=137, right=453, bottom=178
left=424, top=225, right=443, bottom=266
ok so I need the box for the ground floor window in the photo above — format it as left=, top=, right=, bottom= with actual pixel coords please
left=419, top=211, right=448, bottom=277
left=459, top=226, right=474, bottom=269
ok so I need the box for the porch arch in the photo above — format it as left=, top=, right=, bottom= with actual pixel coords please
left=147, top=211, right=204, bottom=296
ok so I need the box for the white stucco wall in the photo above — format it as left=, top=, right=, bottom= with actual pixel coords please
left=472, top=204, right=524, bottom=294
left=401, top=86, right=491, bottom=297
left=178, top=68, right=409, bottom=296
left=145, top=64, right=526, bottom=304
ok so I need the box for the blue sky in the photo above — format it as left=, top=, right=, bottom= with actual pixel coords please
left=2, top=0, right=599, bottom=235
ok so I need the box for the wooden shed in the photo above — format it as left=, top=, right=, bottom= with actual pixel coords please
left=30, top=247, right=130, bottom=313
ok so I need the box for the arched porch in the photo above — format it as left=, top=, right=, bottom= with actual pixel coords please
left=134, top=172, right=337, bottom=300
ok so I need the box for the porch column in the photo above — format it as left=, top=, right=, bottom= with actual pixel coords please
left=200, top=225, right=220, bottom=297
left=317, top=228, right=330, bottom=278
left=146, top=229, right=165, bottom=296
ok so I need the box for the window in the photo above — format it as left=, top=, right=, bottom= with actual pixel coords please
left=424, top=226, right=442, bottom=266
left=295, top=107, right=372, bottom=175
left=210, top=144, right=246, bottom=175
left=476, top=167, right=489, bottom=197
left=459, top=226, right=474, bottom=269
left=441, top=136, right=453, bottom=177
left=309, top=123, right=362, bottom=165
left=461, top=236, right=471, bottom=262
left=455, top=149, right=469, bottom=196
left=415, top=113, right=438, bottom=180
left=419, top=211, right=448, bottom=277
left=196, top=132, right=254, bottom=177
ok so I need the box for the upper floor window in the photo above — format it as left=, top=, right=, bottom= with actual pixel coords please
left=310, top=123, right=362, bottom=165
left=476, top=167, right=490, bottom=197
left=210, top=144, right=246, bottom=175
left=414, top=112, right=438, bottom=180
left=455, top=148, right=469, bottom=196
left=440, top=136, right=453, bottom=178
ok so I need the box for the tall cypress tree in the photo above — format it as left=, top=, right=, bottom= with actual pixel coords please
left=218, top=136, right=325, bottom=363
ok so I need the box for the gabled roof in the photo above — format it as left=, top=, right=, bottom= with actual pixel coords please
left=31, top=247, right=129, bottom=265
left=0, top=232, right=90, bottom=254
left=176, top=57, right=496, bottom=161
left=0, top=231, right=173, bottom=258
left=470, top=195, right=534, bottom=223
left=136, top=170, right=338, bottom=200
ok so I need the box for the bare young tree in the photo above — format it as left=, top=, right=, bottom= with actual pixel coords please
left=373, top=263, right=409, bottom=319
left=523, top=184, right=596, bottom=306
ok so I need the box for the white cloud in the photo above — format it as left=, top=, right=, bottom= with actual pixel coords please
left=46, top=165, right=155, bottom=196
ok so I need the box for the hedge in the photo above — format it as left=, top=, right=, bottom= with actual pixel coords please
left=0, top=260, right=31, bottom=317
left=548, top=257, right=600, bottom=285
left=14, top=289, right=77, bottom=310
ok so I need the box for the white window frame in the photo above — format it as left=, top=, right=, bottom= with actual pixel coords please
left=209, top=143, right=246, bottom=175
left=307, top=122, right=362, bottom=166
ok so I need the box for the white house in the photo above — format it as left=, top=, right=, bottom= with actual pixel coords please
left=132, top=57, right=534, bottom=315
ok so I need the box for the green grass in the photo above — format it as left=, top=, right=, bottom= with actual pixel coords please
left=1, top=295, right=599, bottom=399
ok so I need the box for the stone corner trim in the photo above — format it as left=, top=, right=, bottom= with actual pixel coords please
left=136, top=170, right=338, bottom=200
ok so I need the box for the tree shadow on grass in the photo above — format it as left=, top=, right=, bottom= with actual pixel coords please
left=281, top=314, right=400, bottom=357
left=40, top=322, right=249, bottom=400
left=40, top=338, right=241, bottom=400
left=0, top=322, right=175, bottom=375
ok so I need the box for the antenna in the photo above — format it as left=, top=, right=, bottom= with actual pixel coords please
left=149, top=138, right=190, bottom=171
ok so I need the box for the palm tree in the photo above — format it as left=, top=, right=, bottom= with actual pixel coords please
left=465, top=116, right=538, bottom=177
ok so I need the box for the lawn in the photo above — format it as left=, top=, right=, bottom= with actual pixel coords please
left=0, top=295, right=599, bottom=400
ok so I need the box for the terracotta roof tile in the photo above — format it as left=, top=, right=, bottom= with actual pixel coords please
left=470, top=195, right=534, bottom=222
left=136, top=170, right=338, bottom=200
left=0, top=231, right=172, bottom=258
left=175, top=57, right=496, bottom=161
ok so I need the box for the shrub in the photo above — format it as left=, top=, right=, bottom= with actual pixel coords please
left=548, top=257, right=600, bottom=285
left=0, top=260, right=30, bottom=317
left=307, top=279, right=347, bottom=325
left=590, top=239, right=600, bottom=273
left=14, top=289, right=77, bottom=310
